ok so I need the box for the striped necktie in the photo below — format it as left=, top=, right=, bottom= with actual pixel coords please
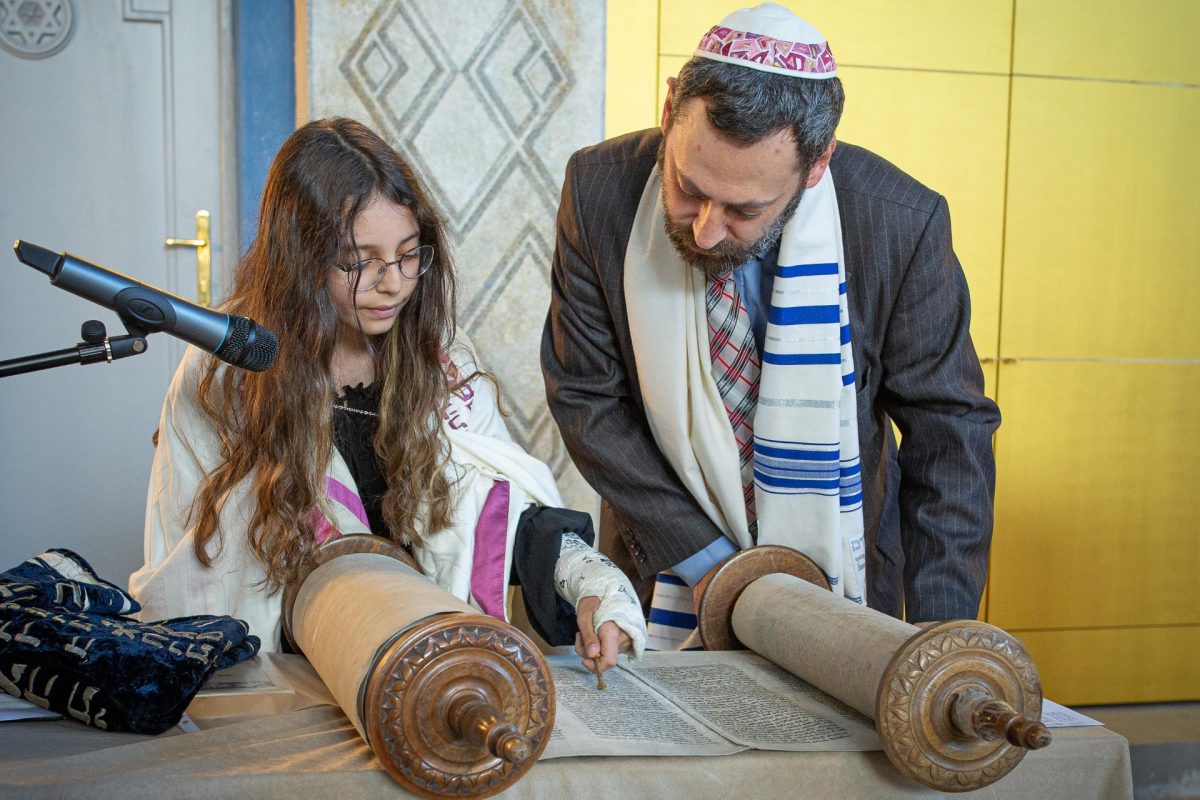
left=706, top=274, right=760, bottom=536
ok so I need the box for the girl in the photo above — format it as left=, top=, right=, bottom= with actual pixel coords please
left=130, top=118, right=644, bottom=669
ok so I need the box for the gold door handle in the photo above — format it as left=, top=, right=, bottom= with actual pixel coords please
left=165, top=209, right=211, bottom=307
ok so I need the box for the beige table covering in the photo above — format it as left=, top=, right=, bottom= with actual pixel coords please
left=0, top=654, right=1133, bottom=800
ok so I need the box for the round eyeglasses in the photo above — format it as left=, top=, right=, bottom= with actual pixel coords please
left=335, top=244, right=435, bottom=292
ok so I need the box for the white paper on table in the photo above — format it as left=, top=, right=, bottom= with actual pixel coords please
left=1040, top=699, right=1104, bottom=728
left=196, top=655, right=291, bottom=696
left=0, top=692, right=63, bottom=722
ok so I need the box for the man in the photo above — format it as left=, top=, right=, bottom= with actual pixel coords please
left=541, top=3, right=1000, bottom=649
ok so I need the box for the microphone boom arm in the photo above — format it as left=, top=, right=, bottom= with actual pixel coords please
left=0, top=319, right=149, bottom=379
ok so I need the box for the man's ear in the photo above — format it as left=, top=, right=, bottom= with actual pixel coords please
left=660, top=77, right=677, bottom=133
left=805, top=138, right=837, bottom=188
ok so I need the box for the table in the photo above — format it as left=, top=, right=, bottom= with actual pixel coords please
left=0, top=654, right=1134, bottom=799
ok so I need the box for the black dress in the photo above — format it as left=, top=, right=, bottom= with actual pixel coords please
left=332, top=384, right=588, bottom=645
left=331, top=383, right=390, bottom=539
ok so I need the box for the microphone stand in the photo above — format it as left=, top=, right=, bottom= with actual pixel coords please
left=0, top=319, right=150, bottom=379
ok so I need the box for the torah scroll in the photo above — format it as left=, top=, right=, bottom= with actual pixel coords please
left=281, top=535, right=554, bottom=800
left=697, top=546, right=1049, bottom=793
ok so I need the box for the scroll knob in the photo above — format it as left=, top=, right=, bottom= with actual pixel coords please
left=446, top=693, right=532, bottom=765
left=951, top=688, right=1052, bottom=750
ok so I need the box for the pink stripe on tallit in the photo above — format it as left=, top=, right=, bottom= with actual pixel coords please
left=470, top=480, right=510, bottom=620
left=310, top=476, right=371, bottom=545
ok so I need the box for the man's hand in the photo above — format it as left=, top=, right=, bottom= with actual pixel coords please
left=574, top=595, right=633, bottom=672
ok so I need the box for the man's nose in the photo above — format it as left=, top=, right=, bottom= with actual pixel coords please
left=692, top=202, right=727, bottom=250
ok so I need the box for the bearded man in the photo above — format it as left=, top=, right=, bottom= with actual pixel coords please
left=541, top=3, right=1000, bottom=649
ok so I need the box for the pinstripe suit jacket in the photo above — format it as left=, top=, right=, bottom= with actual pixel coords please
left=541, top=129, right=1001, bottom=622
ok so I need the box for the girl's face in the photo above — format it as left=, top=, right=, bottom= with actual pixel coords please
left=327, top=194, right=423, bottom=340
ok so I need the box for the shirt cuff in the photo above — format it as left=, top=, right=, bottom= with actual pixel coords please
left=671, top=537, right=738, bottom=586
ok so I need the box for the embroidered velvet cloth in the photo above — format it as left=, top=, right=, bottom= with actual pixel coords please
left=0, top=549, right=259, bottom=734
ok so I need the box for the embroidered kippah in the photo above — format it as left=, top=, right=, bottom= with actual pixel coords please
left=694, top=2, right=837, bottom=79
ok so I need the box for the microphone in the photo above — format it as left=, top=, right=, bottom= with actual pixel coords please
left=12, top=240, right=278, bottom=371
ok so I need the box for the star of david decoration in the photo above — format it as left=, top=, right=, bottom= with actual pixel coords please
left=0, top=0, right=75, bottom=59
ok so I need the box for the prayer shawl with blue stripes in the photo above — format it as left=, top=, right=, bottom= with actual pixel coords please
left=625, top=165, right=867, bottom=607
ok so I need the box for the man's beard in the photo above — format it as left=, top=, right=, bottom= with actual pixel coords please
left=661, top=182, right=804, bottom=281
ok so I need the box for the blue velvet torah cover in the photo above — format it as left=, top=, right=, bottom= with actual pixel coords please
left=0, top=549, right=259, bottom=734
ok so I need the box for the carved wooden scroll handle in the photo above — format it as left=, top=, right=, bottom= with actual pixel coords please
left=695, top=545, right=1052, bottom=793
left=446, top=691, right=533, bottom=765
left=365, top=614, right=555, bottom=799
left=951, top=688, right=1052, bottom=750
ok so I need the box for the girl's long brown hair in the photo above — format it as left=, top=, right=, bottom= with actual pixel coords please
left=189, top=118, right=458, bottom=591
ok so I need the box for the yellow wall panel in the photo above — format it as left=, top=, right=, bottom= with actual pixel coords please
left=605, top=0, right=661, bottom=139
left=1012, top=626, right=1200, bottom=706
left=989, top=361, right=1200, bottom=631
left=1002, top=78, right=1200, bottom=360
left=1014, top=0, right=1200, bottom=85
left=658, top=0, right=1013, bottom=73
left=837, top=66, right=1007, bottom=360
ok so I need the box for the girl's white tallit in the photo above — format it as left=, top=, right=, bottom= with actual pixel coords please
left=130, top=333, right=561, bottom=650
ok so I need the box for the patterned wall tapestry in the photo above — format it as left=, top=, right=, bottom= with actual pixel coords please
left=307, top=0, right=604, bottom=514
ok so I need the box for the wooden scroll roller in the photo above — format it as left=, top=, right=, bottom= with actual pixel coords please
left=696, top=545, right=1051, bottom=793
left=280, top=534, right=555, bottom=800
